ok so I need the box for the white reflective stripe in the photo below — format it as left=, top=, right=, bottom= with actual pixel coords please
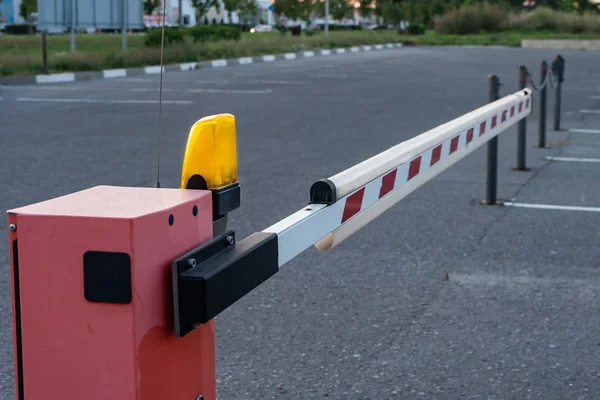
left=321, top=49, right=331, bottom=56
left=212, top=59, right=228, bottom=67
left=336, top=48, right=346, bottom=54
left=324, top=89, right=532, bottom=199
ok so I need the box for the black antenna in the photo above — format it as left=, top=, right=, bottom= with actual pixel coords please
left=154, top=0, right=168, bottom=188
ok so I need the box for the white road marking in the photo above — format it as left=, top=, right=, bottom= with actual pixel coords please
left=144, top=65, right=164, bottom=74
left=211, top=59, right=228, bottom=67
left=238, top=57, right=253, bottom=65
left=35, top=73, right=75, bottom=84
left=546, top=156, right=600, bottom=163
left=130, top=87, right=271, bottom=94
left=16, top=97, right=193, bottom=104
left=580, top=109, right=600, bottom=114
left=0, top=85, right=81, bottom=91
left=245, top=80, right=308, bottom=85
left=284, top=53, right=297, bottom=60
left=263, top=55, right=276, bottom=62
left=504, top=202, right=600, bottom=213
left=103, top=69, right=127, bottom=78
left=304, top=51, right=315, bottom=57
left=186, top=88, right=272, bottom=94
left=570, top=128, right=600, bottom=134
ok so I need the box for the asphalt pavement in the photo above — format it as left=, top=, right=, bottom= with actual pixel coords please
left=1, top=45, right=600, bottom=399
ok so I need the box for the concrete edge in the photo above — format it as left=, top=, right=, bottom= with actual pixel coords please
left=0, top=42, right=405, bottom=86
left=521, top=39, right=600, bottom=51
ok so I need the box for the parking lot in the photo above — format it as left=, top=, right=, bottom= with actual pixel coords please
left=1, top=45, right=600, bottom=399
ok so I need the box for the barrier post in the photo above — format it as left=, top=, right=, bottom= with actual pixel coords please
left=514, top=65, right=530, bottom=171
left=538, top=60, right=548, bottom=148
left=552, top=55, right=565, bottom=131
left=483, top=74, right=500, bottom=205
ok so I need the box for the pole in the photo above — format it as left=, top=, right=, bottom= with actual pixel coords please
left=483, top=74, right=500, bottom=205
left=552, top=55, right=565, bottom=131
left=42, top=32, right=49, bottom=75
left=538, top=61, right=548, bottom=148
left=70, top=0, right=76, bottom=53
left=122, top=0, right=127, bottom=51
left=324, top=0, right=329, bottom=38
left=179, top=0, right=183, bottom=25
left=514, top=65, right=529, bottom=171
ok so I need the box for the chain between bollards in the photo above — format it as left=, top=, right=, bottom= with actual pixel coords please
left=537, top=60, right=548, bottom=148
left=482, top=74, right=501, bottom=206
left=514, top=66, right=530, bottom=171
left=552, top=55, right=565, bottom=131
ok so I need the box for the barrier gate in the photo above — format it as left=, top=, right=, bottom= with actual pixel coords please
left=7, top=88, right=532, bottom=400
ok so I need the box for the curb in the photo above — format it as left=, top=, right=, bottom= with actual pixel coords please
left=0, top=42, right=404, bottom=86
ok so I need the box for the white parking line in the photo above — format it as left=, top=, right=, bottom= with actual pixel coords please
left=245, top=80, right=309, bottom=85
left=0, top=85, right=81, bottom=91
left=16, top=97, right=193, bottom=104
left=570, top=128, right=600, bottom=134
left=580, top=109, right=600, bottom=114
left=504, top=202, right=600, bottom=213
left=130, top=87, right=272, bottom=94
left=546, top=156, right=600, bottom=163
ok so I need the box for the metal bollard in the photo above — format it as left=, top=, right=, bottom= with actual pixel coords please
left=538, top=60, right=548, bottom=148
left=483, top=74, right=501, bottom=205
left=552, top=55, right=565, bottom=131
left=514, top=66, right=530, bottom=171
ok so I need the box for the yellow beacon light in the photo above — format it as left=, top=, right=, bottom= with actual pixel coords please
left=181, top=113, right=238, bottom=190
left=180, top=113, right=241, bottom=228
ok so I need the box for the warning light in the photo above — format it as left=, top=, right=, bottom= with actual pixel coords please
left=180, top=113, right=238, bottom=190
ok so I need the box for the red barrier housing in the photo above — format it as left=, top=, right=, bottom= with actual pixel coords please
left=7, top=185, right=216, bottom=400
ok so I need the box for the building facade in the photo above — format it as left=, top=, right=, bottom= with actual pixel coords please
left=0, top=0, right=25, bottom=24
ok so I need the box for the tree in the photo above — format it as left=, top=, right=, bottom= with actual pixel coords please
left=143, top=0, right=161, bottom=15
left=359, top=0, right=374, bottom=19
left=191, top=0, right=217, bottom=23
left=315, top=0, right=353, bottom=20
left=19, top=0, right=36, bottom=33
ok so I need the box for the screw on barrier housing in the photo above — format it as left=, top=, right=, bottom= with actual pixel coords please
left=9, top=224, right=17, bottom=232
left=171, top=230, right=279, bottom=337
left=482, top=74, right=501, bottom=206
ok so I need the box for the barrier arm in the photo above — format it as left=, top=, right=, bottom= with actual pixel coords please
left=172, top=88, right=532, bottom=338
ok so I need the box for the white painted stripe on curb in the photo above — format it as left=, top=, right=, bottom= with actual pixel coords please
left=504, top=202, right=600, bottom=212
left=103, top=69, right=126, bottom=79
left=263, top=55, right=276, bottom=62
left=144, top=65, right=164, bottom=74
left=386, top=43, right=394, bottom=48
left=212, top=59, right=228, bottom=67
left=570, top=128, right=600, bottom=134
left=375, top=44, right=384, bottom=50
left=284, top=53, right=297, bottom=60
left=238, top=57, right=253, bottom=65
left=17, top=97, right=193, bottom=105
left=396, top=43, right=403, bottom=47
left=179, top=62, right=197, bottom=71
left=546, top=156, right=600, bottom=163
left=35, top=73, right=75, bottom=84
left=321, top=49, right=331, bottom=56
left=336, top=48, right=346, bottom=54
left=580, top=109, right=600, bottom=114
left=304, top=51, right=315, bottom=57
left=363, top=45, right=372, bottom=51
left=351, top=47, right=360, bottom=52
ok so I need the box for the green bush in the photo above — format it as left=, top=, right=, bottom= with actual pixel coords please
left=189, top=25, right=241, bottom=43
left=434, top=2, right=508, bottom=34
left=5, top=24, right=36, bottom=34
left=407, top=22, right=426, bottom=35
left=508, top=7, right=600, bottom=33
left=144, top=27, right=185, bottom=47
